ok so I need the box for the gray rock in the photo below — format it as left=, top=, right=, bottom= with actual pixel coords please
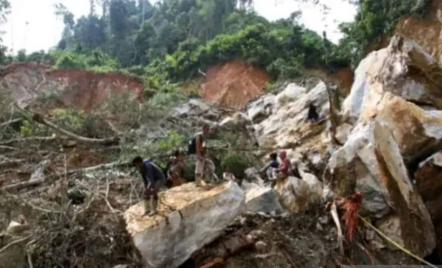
left=255, top=241, right=268, bottom=253
left=242, top=185, right=283, bottom=214
left=124, top=182, right=245, bottom=268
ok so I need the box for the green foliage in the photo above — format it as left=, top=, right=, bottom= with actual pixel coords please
left=148, top=89, right=187, bottom=109
left=339, top=0, right=430, bottom=65
left=221, top=153, right=249, bottom=179
left=149, top=16, right=340, bottom=81
left=157, top=131, right=185, bottom=152
left=54, top=51, right=88, bottom=69
left=45, top=0, right=431, bottom=84
left=52, top=108, right=85, bottom=134
left=52, top=49, right=119, bottom=72
left=20, top=120, right=48, bottom=137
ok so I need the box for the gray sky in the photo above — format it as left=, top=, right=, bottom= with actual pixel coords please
left=2, top=0, right=356, bottom=54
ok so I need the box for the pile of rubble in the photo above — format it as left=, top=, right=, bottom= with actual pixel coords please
left=124, top=35, right=442, bottom=267
left=4, top=13, right=442, bottom=268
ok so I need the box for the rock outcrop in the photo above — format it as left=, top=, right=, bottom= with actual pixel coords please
left=242, top=183, right=283, bottom=214
left=201, top=61, right=269, bottom=110
left=0, top=62, right=143, bottom=109
left=415, top=152, right=442, bottom=257
left=325, top=36, right=442, bottom=257
left=124, top=182, right=245, bottom=268
left=247, top=82, right=331, bottom=172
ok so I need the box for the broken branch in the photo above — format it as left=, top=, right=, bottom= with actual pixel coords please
left=32, top=113, right=119, bottom=146
left=0, top=158, right=25, bottom=168
left=330, top=201, right=344, bottom=256
left=0, top=234, right=33, bottom=255
left=359, top=216, right=438, bottom=268
left=14, top=104, right=119, bottom=146
left=0, top=136, right=56, bottom=146
left=0, top=118, right=22, bottom=128
left=1, top=179, right=44, bottom=192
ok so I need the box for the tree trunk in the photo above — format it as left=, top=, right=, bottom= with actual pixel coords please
left=31, top=113, right=119, bottom=146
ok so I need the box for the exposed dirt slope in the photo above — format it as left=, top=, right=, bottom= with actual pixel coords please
left=0, top=62, right=143, bottom=109
left=201, top=61, right=269, bottom=110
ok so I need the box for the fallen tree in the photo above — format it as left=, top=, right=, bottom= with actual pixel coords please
left=12, top=103, right=119, bottom=146
left=31, top=113, right=120, bottom=146
left=0, top=179, right=44, bottom=192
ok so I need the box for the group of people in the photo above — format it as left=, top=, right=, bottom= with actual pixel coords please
left=132, top=123, right=301, bottom=216
left=260, top=150, right=300, bottom=183
left=132, top=124, right=215, bottom=216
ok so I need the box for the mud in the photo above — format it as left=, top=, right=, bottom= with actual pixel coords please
left=0, top=62, right=143, bottom=110
left=201, top=61, right=269, bottom=110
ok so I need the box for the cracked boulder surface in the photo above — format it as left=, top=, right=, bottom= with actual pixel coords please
left=124, top=182, right=245, bottom=268
left=415, top=152, right=442, bottom=258
left=325, top=35, right=442, bottom=258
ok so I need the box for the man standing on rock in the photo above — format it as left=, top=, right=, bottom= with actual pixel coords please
left=132, top=156, right=166, bottom=216
left=192, top=124, right=216, bottom=187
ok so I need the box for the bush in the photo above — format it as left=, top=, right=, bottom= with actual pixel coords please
left=52, top=49, right=119, bottom=72
left=20, top=120, right=50, bottom=137
left=55, top=52, right=87, bottom=69
left=221, top=153, right=249, bottom=179
left=157, top=131, right=185, bottom=152
left=52, top=108, right=85, bottom=133
left=148, top=89, right=187, bottom=109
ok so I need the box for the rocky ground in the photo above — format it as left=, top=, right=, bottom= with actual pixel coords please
left=4, top=5, right=442, bottom=267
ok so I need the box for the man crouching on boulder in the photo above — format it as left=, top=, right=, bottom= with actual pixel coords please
left=132, top=157, right=166, bottom=216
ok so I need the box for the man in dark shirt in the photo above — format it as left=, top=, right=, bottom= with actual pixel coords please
left=132, top=156, right=166, bottom=216
left=260, top=152, right=280, bottom=181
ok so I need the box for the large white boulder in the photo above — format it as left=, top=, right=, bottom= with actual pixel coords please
left=344, top=36, right=442, bottom=123
left=124, top=182, right=245, bottom=268
left=324, top=121, right=436, bottom=257
left=246, top=82, right=331, bottom=173
left=242, top=184, right=283, bottom=214
left=324, top=36, right=442, bottom=257
left=249, top=82, right=329, bottom=149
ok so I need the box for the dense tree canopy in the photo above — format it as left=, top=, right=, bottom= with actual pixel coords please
left=50, top=0, right=345, bottom=81
left=6, top=0, right=432, bottom=83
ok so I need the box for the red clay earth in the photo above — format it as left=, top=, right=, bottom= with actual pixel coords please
left=201, top=61, right=270, bottom=110
left=0, top=62, right=143, bottom=110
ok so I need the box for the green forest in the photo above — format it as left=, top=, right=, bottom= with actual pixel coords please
left=0, top=0, right=431, bottom=85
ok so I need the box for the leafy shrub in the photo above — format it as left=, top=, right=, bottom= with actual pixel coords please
left=55, top=52, right=87, bottom=69
left=148, top=89, right=187, bottom=109
left=157, top=131, right=185, bottom=152
left=267, top=58, right=304, bottom=80
left=53, top=49, right=119, bottom=72
left=221, top=153, right=249, bottom=179
left=52, top=109, right=85, bottom=133
left=20, top=120, right=49, bottom=137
